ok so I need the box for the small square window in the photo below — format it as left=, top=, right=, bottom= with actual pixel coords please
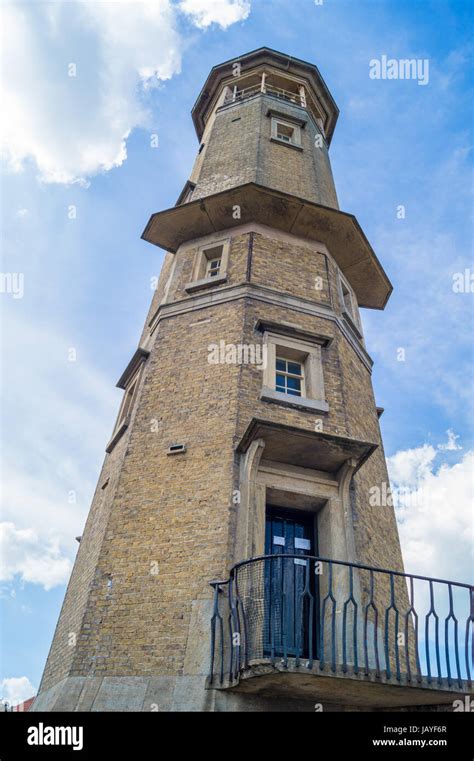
left=275, top=357, right=304, bottom=397
left=271, top=116, right=301, bottom=147
left=260, top=330, right=329, bottom=414
left=276, top=123, right=294, bottom=142
left=202, top=244, right=224, bottom=278
left=186, top=238, right=230, bottom=293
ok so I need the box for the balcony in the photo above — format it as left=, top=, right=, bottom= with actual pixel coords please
left=208, top=556, right=473, bottom=709
left=191, top=48, right=339, bottom=146
left=220, top=70, right=327, bottom=137
left=224, top=82, right=303, bottom=107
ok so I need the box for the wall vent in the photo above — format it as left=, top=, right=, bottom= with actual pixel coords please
left=167, top=443, right=186, bottom=455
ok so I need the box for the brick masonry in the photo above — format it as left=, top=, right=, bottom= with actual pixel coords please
left=189, top=93, right=339, bottom=209
left=36, top=226, right=406, bottom=701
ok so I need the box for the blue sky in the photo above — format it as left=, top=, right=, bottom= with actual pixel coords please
left=1, top=0, right=472, bottom=704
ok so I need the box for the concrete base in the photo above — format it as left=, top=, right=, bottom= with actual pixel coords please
left=31, top=676, right=213, bottom=713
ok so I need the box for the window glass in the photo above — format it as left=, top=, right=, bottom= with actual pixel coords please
left=206, top=257, right=221, bottom=277
left=275, top=357, right=303, bottom=396
left=276, top=123, right=294, bottom=142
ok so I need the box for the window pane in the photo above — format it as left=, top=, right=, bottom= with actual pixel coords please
left=287, top=361, right=302, bottom=376
left=287, top=388, right=301, bottom=396
left=275, top=355, right=305, bottom=397
left=276, top=123, right=293, bottom=139
left=206, top=257, right=221, bottom=277
left=287, top=376, right=301, bottom=391
left=341, top=281, right=354, bottom=315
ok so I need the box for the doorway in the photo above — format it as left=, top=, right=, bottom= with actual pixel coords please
left=264, top=507, right=318, bottom=659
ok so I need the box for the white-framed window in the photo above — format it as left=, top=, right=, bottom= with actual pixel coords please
left=106, top=367, right=143, bottom=453
left=341, top=280, right=354, bottom=319
left=275, top=357, right=305, bottom=397
left=261, top=331, right=328, bottom=413
left=114, top=371, right=140, bottom=434
left=271, top=116, right=301, bottom=147
left=276, top=123, right=293, bottom=142
left=190, top=239, right=230, bottom=286
left=205, top=255, right=222, bottom=278
left=337, top=272, right=362, bottom=336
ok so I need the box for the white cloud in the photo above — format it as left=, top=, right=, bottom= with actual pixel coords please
left=1, top=313, right=116, bottom=590
left=438, top=428, right=462, bottom=451
left=0, top=676, right=36, bottom=706
left=0, top=523, right=72, bottom=590
left=0, top=0, right=250, bottom=184
left=178, top=0, right=250, bottom=29
left=387, top=440, right=473, bottom=584
left=387, top=443, right=436, bottom=486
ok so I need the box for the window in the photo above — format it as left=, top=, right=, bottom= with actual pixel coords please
left=275, top=357, right=304, bottom=396
left=201, top=244, right=224, bottom=277
left=341, top=280, right=354, bottom=320
left=186, top=238, right=230, bottom=292
left=176, top=180, right=196, bottom=206
left=106, top=368, right=142, bottom=453
left=271, top=116, right=302, bottom=148
left=110, top=372, right=140, bottom=446
left=205, top=255, right=221, bottom=278
left=106, top=348, right=149, bottom=453
left=116, top=376, right=138, bottom=430
left=338, top=272, right=363, bottom=338
left=276, top=123, right=294, bottom=143
left=261, top=331, right=328, bottom=414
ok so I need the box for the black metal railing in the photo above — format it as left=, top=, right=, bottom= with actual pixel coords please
left=209, top=555, right=473, bottom=690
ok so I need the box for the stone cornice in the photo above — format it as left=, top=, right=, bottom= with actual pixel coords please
left=254, top=319, right=333, bottom=347
left=148, top=282, right=374, bottom=372
left=141, top=183, right=392, bottom=310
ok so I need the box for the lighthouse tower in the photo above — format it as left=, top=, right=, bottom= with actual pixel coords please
left=33, top=49, right=472, bottom=712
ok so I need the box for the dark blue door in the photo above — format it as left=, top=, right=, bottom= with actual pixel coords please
left=264, top=508, right=318, bottom=660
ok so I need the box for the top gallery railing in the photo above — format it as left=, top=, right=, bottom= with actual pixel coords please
left=209, top=555, right=473, bottom=691
left=224, top=83, right=303, bottom=105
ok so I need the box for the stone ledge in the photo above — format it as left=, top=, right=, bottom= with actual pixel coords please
left=261, top=387, right=329, bottom=414
left=148, top=282, right=374, bottom=373
left=141, top=182, right=392, bottom=310
left=184, top=275, right=228, bottom=293
left=270, top=137, right=303, bottom=152
left=206, top=659, right=471, bottom=709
